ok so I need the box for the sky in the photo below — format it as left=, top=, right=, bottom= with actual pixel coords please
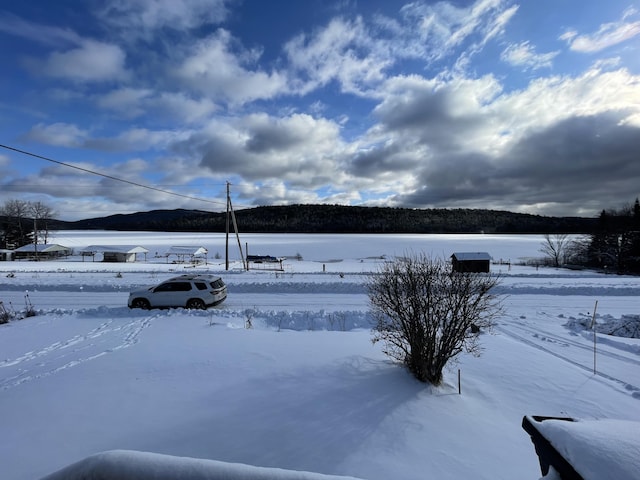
left=0, top=0, right=639, bottom=221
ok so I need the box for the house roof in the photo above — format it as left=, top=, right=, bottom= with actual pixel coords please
left=166, top=246, right=208, bottom=255
left=82, top=245, right=149, bottom=254
left=451, top=252, right=492, bottom=261
left=13, top=244, right=71, bottom=253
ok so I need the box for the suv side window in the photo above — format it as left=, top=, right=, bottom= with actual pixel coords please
left=194, top=282, right=207, bottom=290
left=156, top=282, right=192, bottom=292
left=154, top=282, right=174, bottom=292
left=173, top=282, right=193, bottom=291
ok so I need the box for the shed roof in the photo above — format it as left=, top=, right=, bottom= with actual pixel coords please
left=166, top=246, right=208, bottom=255
left=83, top=245, right=149, bottom=254
left=451, top=252, right=492, bottom=261
left=13, top=244, right=71, bottom=253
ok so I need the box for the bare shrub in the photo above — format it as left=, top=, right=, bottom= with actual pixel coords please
left=368, top=253, right=503, bottom=385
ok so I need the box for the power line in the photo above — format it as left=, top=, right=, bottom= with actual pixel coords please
left=0, top=143, right=227, bottom=207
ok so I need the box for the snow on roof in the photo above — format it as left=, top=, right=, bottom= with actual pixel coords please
left=451, top=252, right=492, bottom=261
left=13, top=244, right=71, bottom=253
left=534, top=417, right=640, bottom=480
left=82, top=245, right=149, bottom=254
left=166, top=246, right=208, bottom=255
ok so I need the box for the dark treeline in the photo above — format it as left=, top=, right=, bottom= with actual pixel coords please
left=575, top=198, right=640, bottom=274
left=51, top=204, right=597, bottom=234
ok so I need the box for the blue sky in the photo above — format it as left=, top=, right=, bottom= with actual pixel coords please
left=1, top=0, right=639, bottom=221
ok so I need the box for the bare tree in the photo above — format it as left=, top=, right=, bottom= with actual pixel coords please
left=30, top=201, right=55, bottom=245
left=540, top=234, right=569, bottom=267
left=565, top=235, right=590, bottom=265
left=1, top=199, right=30, bottom=249
left=368, top=253, right=502, bottom=385
left=1, top=199, right=55, bottom=251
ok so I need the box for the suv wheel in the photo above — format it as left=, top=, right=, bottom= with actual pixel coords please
left=187, top=298, right=206, bottom=310
left=131, top=298, right=151, bottom=309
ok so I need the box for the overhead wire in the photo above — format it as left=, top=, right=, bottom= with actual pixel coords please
left=0, top=143, right=227, bottom=208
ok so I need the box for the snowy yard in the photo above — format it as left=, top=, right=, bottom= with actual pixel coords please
left=1, top=232, right=639, bottom=479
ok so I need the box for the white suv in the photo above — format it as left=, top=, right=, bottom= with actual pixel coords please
left=128, top=274, right=227, bottom=310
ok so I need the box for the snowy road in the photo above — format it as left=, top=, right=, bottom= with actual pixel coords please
left=0, top=290, right=369, bottom=311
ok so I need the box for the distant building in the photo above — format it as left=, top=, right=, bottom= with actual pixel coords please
left=451, top=252, right=491, bottom=273
left=165, top=246, right=208, bottom=264
left=82, top=245, right=149, bottom=263
left=0, top=249, right=14, bottom=261
left=13, top=244, right=72, bottom=260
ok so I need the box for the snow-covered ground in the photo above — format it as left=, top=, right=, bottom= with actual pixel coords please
left=1, top=232, right=639, bottom=480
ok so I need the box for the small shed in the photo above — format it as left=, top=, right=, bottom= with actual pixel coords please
left=13, top=243, right=72, bottom=260
left=0, top=249, right=15, bottom=261
left=82, top=245, right=149, bottom=263
left=165, top=246, right=208, bottom=264
left=451, top=252, right=491, bottom=273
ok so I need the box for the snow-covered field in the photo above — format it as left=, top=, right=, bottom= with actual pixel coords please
left=1, top=232, right=639, bottom=480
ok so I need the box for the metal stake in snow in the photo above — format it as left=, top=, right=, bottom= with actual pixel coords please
left=591, top=300, right=598, bottom=375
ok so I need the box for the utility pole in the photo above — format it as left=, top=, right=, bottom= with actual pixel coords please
left=591, top=300, right=598, bottom=375
left=225, top=181, right=246, bottom=271
left=225, top=182, right=230, bottom=270
left=33, top=217, right=38, bottom=261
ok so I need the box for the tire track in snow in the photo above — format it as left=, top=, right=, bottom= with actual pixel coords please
left=495, top=324, right=640, bottom=399
left=501, top=321, right=640, bottom=367
left=0, top=315, right=156, bottom=391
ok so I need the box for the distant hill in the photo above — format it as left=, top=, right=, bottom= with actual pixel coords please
left=50, top=205, right=597, bottom=234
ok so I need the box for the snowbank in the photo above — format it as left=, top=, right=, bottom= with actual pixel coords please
left=41, top=450, right=364, bottom=480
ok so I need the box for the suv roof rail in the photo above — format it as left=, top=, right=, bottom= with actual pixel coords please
left=167, top=274, right=220, bottom=282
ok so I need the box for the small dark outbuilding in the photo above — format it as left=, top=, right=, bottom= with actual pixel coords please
left=451, top=252, right=491, bottom=273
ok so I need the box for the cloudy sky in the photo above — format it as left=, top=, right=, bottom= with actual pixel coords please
left=1, top=0, right=639, bottom=221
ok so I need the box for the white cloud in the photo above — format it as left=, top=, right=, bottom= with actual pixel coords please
left=176, top=30, right=288, bottom=106
left=501, top=41, right=559, bottom=70
left=0, top=13, right=81, bottom=47
left=24, top=123, right=89, bottom=147
left=98, top=0, right=231, bottom=36
left=97, top=88, right=154, bottom=118
left=185, top=113, right=347, bottom=188
left=153, top=93, right=217, bottom=124
left=562, top=10, right=640, bottom=52
left=284, top=17, right=390, bottom=96
left=356, top=65, right=640, bottom=214
left=480, top=4, right=519, bottom=44
left=37, top=40, right=128, bottom=83
left=86, top=128, right=192, bottom=152
left=398, top=0, right=516, bottom=62
left=96, top=89, right=217, bottom=124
